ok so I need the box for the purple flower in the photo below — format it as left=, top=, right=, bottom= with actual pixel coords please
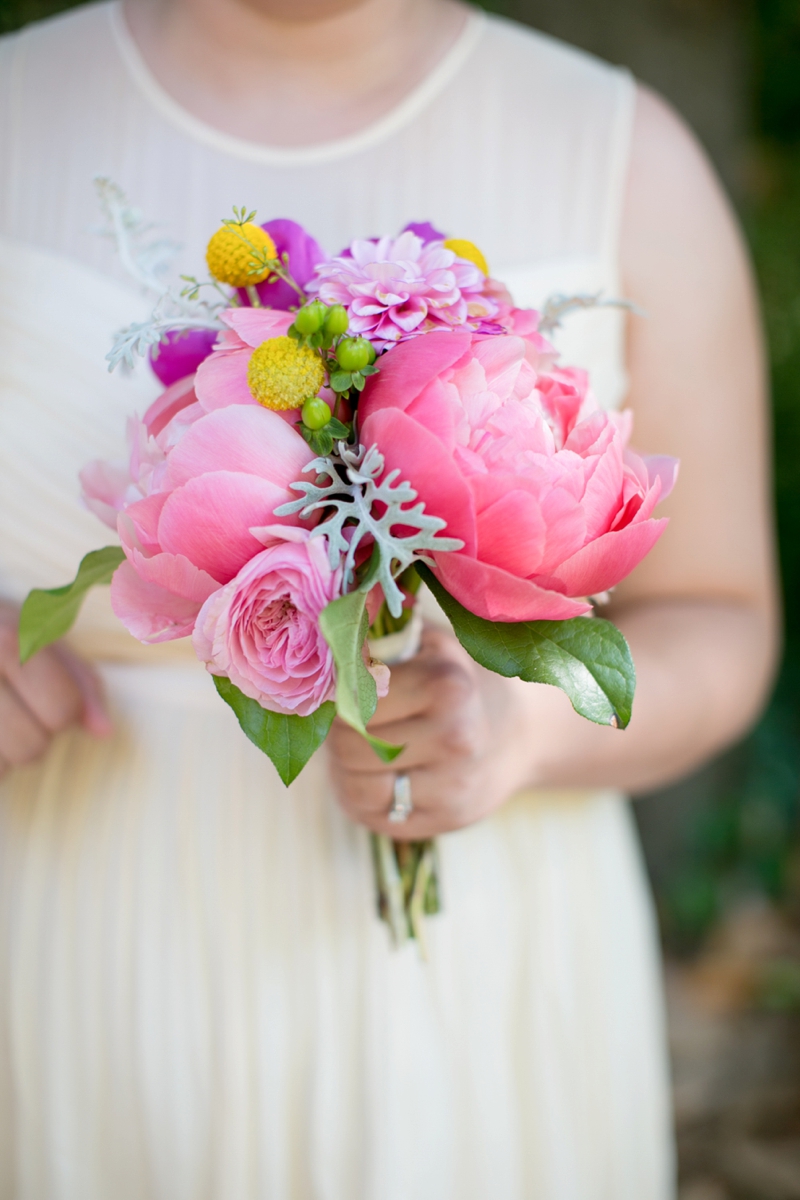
left=307, top=231, right=500, bottom=351
left=402, top=221, right=447, bottom=244
left=148, top=328, right=218, bottom=387
left=238, top=219, right=327, bottom=309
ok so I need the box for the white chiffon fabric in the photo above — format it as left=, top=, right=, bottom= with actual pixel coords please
left=0, top=5, right=674, bottom=1198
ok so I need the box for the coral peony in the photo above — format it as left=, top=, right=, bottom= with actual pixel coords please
left=308, top=231, right=501, bottom=351
left=359, top=331, right=677, bottom=622
left=193, top=526, right=340, bottom=716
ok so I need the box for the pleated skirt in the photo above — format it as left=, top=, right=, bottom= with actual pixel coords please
left=0, top=657, right=674, bottom=1200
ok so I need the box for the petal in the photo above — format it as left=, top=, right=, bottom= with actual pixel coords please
left=220, top=307, right=295, bottom=347
left=194, top=346, right=256, bottom=412
left=643, top=454, right=679, bottom=501
left=148, top=329, right=218, bottom=389
left=359, top=331, right=472, bottom=416
left=544, top=518, right=669, bottom=597
left=158, top=471, right=299, bottom=583
left=432, top=552, right=590, bottom=622
left=122, top=492, right=170, bottom=552
left=144, top=375, right=200, bottom=439
left=110, top=560, right=208, bottom=643
left=359, top=407, right=477, bottom=554
left=165, top=405, right=313, bottom=490
left=474, top=488, right=547, bottom=577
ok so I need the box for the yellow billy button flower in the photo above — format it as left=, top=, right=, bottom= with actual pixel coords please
left=206, top=222, right=277, bottom=287
left=247, top=337, right=326, bottom=411
left=443, top=238, right=489, bottom=277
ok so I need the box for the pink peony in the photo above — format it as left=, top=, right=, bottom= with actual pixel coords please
left=307, top=231, right=501, bottom=351
left=358, top=331, right=677, bottom=622
left=192, top=526, right=340, bottom=716
left=81, top=381, right=315, bottom=643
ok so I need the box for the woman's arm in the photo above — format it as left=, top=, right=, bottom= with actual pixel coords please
left=329, top=85, right=780, bottom=838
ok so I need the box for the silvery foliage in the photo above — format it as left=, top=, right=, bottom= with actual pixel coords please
left=275, top=442, right=464, bottom=617
left=539, top=291, right=645, bottom=334
left=94, top=177, right=225, bottom=372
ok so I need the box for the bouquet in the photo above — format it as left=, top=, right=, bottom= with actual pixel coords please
left=19, top=181, right=677, bottom=950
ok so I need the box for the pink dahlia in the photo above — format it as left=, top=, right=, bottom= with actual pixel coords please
left=307, top=231, right=501, bottom=351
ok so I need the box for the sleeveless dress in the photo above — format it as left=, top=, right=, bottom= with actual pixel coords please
left=0, top=5, right=674, bottom=1197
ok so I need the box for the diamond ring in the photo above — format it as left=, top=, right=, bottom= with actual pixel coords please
left=388, top=772, right=413, bottom=823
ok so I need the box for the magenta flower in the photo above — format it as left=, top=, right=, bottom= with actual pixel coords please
left=237, top=218, right=327, bottom=310
left=192, top=526, right=341, bottom=716
left=148, top=328, right=219, bottom=387
left=308, top=231, right=500, bottom=351
left=401, top=221, right=447, bottom=245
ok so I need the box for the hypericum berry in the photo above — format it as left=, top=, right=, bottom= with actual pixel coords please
left=336, top=336, right=374, bottom=372
left=247, top=337, right=326, bottom=410
left=294, top=300, right=327, bottom=336
left=206, top=223, right=276, bottom=287
left=443, top=237, right=489, bottom=276
left=323, top=304, right=349, bottom=337
left=301, top=395, right=332, bottom=430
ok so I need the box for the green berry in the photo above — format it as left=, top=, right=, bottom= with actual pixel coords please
left=294, top=300, right=327, bottom=336
left=301, top=395, right=332, bottom=430
left=336, top=336, right=373, bottom=372
left=323, top=304, right=349, bottom=337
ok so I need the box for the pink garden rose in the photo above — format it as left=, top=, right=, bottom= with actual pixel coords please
left=192, top=526, right=340, bottom=716
left=308, top=231, right=501, bottom=351
left=82, top=369, right=315, bottom=643
left=359, top=331, right=677, bottom=622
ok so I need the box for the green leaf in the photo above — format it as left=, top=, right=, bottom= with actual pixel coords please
left=351, top=372, right=366, bottom=392
left=319, top=590, right=403, bottom=762
left=359, top=363, right=379, bottom=377
left=309, top=429, right=334, bottom=456
left=417, top=564, right=635, bottom=728
left=326, top=417, right=351, bottom=438
left=329, top=371, right=352, bottom=392
left=213, top=676, right=335, bottom=786
left=19, top=546, right=126, bottom=663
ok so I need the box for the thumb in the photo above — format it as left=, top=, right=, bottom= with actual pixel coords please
left=55, top=646, right=114, bottom=738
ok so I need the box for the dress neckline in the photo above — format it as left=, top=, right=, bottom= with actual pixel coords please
left=108, top=1, right=486, bottom=167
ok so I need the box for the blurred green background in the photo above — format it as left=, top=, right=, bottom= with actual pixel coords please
left=1, top=0, right=799, bottom=961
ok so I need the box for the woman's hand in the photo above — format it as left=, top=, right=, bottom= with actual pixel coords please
left=0, top=603, right=112, bottom=780
left=328, top=624, right=530, bottom=839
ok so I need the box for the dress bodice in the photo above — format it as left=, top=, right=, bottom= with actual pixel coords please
left=0, top=0, right=635, bottom=658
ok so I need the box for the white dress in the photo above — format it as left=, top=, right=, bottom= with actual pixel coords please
left=0, top=5, right=674, bottom=1197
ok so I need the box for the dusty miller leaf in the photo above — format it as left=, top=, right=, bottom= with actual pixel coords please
left=275, top=443, right=463, bottom=618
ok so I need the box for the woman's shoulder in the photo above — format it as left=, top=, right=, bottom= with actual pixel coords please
left=0, top=1, right=116, bottom=82
left=477, top=9, right=631, bottom=97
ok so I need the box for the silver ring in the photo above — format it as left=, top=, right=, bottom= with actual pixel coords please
left=388, top=773, right=413, bottom=823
